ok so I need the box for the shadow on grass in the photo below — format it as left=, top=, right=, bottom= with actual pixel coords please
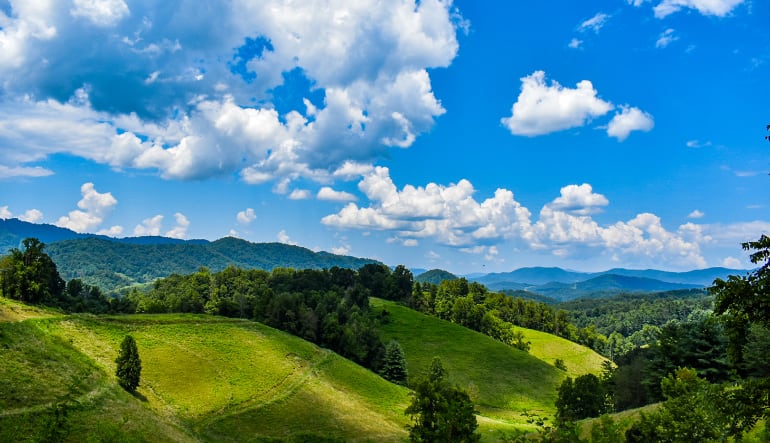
left=129, top=390, right=148, bottom=402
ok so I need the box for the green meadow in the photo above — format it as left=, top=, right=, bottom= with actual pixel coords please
left=2, top=297, right=607, bottom=441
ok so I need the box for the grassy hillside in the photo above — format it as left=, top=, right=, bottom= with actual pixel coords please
left=371, top=298, right=606, bottom=439
left=1, top=304, right=411, bottom=442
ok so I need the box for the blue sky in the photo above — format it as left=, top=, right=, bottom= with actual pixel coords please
left=1, top=0, right=768, bottom=273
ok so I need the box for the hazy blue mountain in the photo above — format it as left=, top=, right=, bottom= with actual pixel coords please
left=528, top=274, right=701, bottom=301
left=476, top=267, right=591, bottom=286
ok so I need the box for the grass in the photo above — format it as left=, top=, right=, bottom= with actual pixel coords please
left=372, top=298, right=588, bottom=437
left=517, top=326, right=608, bottom=376
left=2, top=296, right=608, bottom=442
left=36, top=312, right=411, bottom=442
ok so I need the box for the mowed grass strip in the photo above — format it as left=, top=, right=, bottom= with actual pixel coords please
left=372, top=298, right=566, bottom=423
left=0, top=296, right=61, bottom=322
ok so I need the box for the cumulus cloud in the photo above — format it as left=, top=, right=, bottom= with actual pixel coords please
left=322, top=172, right=716, bottom=269
left=568, top=38, right=583, bottom=49
left=236, top=208, right=257, bottom=224
left=18, top=209, right=44, bottom=223
left=655, top=28, right=678, bottom=48
left=0, top=206, right=44, bottom=222
left=654, top=0, right=744, bottom=18
left=166, top=212, right=190, bottom=239
left=55, top=182, right=118, bottom=233
left=288, top=189, right=311, bottom=200
left=722, top=256, right=743, bottom=268
left=578, top=13, right=610, bottom=33
left=0, top=0, right=463, bottom=189
left=277, top=229, right=297, bottom=245
left=97, top=225, right=124, bottom=236
left=501, top=71, right=613, bottom=136
left=606, top=106, right=654, bottom=141
left=331, top=245, right=351, bottom=255
left=134, top=215, right=163, bottom=236
left=688, top=209, right=705, bottom=219
left=317, top=187, right=357, bottom=202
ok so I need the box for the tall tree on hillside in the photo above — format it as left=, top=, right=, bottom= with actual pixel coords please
left=115, top=335, right=142, bottom=392
left=0, top=238, right=65, bottom=304
left=380, top=340, right=409, bottom=385
left=405, top=357, right=480, bottom=442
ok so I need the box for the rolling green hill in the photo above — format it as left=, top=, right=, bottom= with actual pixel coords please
left=45, top=236, right=380, bottom=292
left=414, top=268, right=459, bottom=284
left=2, top=297, right=607, bottom=441
left=371, top=298, right=607, bottom=438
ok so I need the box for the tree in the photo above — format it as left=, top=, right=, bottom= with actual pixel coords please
left=381, top=340, right=409, bottom=385
left=0, top=238, right=65, bottom=304
left=405, top=357, right=480, bottom=442
left=115, top=335, right=142, bottom=392
left=555, top=374, right=611, bottom=423
left=712, top=235, right=770, bottom=329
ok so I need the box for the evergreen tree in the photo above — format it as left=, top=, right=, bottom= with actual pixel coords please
left=381, top=340, right=409, bottom=385
left=115, top=335, right=142, bottom=392
left=405, top=357, right=480, bottom=442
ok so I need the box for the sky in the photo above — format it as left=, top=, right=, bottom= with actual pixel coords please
left=0, top=0, right=768, bottom=274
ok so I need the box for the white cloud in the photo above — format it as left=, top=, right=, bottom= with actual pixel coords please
left=688, top=209, right=705, bottom=219
left=317, top=187, right=357, bottom=202
left=606, top=106, right=654, bottom=141
left=0, top=206, right=12, bottom=219
left=288, top=189, right=311, bottom=200
left=0, top=165, right=54, bottom=179
left=686, top=140, right=712, bottom=148
left=134, top=215, right=163, bottom=236
left=166, top=212, right=190, bottom=239
left=549, top=184, right=609, bottom=215
left=333, top=161, right=375, bottom=180
left=236, top=208, right=257, bottom=225
left=55, top=182, right=118, bottom=233
left=655, top=28, right=678, bottom=48
left=331, top=245, right=351, bottom=255
left=277, top=229, right=297, bottom=245
left=654, top=0, right=744, bottom=18
left=0, top=0, right=463, bottom=189
left=578, top=13, right=610, bottom=33
left=18, top=209, right=44, bottom=223
left=70, top=0, right=130, bottom=27
left=627, top=0, right=649, bottom=5
left=568, top=38, right=583, bottom=49
left=501, top=71, right=613, bottom=136
left=722, top=256, right=743, bottom=268
left=97, top=225, right=124, bottom=236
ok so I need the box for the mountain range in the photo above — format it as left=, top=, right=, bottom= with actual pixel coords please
left=1, top=218, right=747, bottom=298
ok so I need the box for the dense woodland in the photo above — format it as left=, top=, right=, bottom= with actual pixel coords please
left=2, top=236, right=770, bottom=441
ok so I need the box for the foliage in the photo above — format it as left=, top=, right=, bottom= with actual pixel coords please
left=0, top=237, right=65, bottom=304
left=46, top=236, right=381, bottom=292
left=115, top=335, right=142, bottom=392
left=405, top=357, right=480, bottom=443
left=381, top=340, right=409, bottom=385
left=555, top=374, right=611, bottom=423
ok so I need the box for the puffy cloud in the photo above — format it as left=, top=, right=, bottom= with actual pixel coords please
left=288, top=189, right=311, bottom=200
left=568, top=38, right=583, bottom=49
left=688, top=209, right=705, bottom=219
left=654, top=0, right=744, bottom=18
left=578, top=13, right=610, bottom=33
left=55, top=182, right=118, bottom=233
left=655, top=28, right=678, bottom=48
left=236, top=208, right=257, bottom=225
left=322, top=166, right=533, bottom=247
left=331, top=245, right=351, bottom=255
left=317, top=187, right=357, bottom=202
left=70, top=0, right=130, bottom=27
left=548, top=184, right=609, bottom=215
left=97, top=225, right=124, bottom=236
left=166, top=212, right=190, bottom=239
left=277, top=229, right=297, bottom=245
left=134, top=215, right=163, bottom=236
left=0, top=206, right=12, bottom=219
left=323, top=173, right=717, bottom=269
left=501, top=71, right=613, bottom=136
left=0, top=0, right=463, bottom=188
left=722, top=256, right=743, bottom=268
left=606, top=106, right=654, bottom=141
left=18, top=209, right=44, bottom=223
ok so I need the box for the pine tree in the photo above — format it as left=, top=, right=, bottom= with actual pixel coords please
left=381, top=340, right=409, bottom=385
left=115, top=335, right=142, bottom=392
